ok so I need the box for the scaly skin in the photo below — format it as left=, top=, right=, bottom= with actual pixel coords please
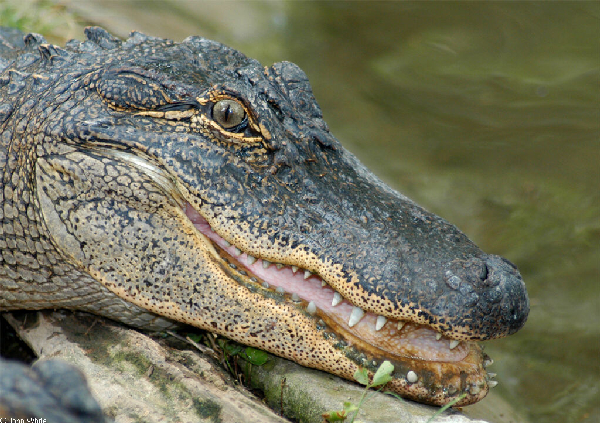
left=0, top=27, right=529, bottom=406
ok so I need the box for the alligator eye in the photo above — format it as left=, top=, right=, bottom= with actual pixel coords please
left=212, top=99, right=247, bottom=131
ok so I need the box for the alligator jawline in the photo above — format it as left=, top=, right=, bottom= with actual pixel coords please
left=183, top=202, right=478, bottom=365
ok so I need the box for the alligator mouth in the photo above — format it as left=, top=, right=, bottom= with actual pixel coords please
left=183, top=202, right=492, bottom=398
left=59, top=143, right=494, bottom=404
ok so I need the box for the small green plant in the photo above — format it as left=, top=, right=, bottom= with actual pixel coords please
left=212, top=337, right=269, bottom=385
left=217, top=338, right=270, bottom=366
left=322, top=360, right=393, bottom=422
left=322, top=361, right=467, bottom=423
left=166, top=330, right=269, bottom=383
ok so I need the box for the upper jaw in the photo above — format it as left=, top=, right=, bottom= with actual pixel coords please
left=186, top=202, right=479, bottom=361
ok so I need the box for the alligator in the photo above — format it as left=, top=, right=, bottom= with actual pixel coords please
left=0, top=27, right=529, bottom=408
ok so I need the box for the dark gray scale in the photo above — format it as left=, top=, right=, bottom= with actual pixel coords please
left=0, top=26, right=529, bottom=408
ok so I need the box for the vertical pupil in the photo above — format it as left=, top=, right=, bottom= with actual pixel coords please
left=214, top=99, right=246, bottom=130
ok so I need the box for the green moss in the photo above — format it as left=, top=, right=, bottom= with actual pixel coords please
left=110, top=350, right=152, bottom=374
left=193, top=399, right=223, bottom=422
left=240, top=359, right=324, bottom=423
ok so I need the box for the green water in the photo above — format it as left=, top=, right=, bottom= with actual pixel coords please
left=4, top=1, right=599, bottom=422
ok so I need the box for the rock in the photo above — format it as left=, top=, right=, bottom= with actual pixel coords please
left=242, top=353, right=491, bottom=423
left=0, top=357, right=106, bottom=423
left=3, top=311, right=288, bottom=423
left=4, top=311, right=524, bottom=423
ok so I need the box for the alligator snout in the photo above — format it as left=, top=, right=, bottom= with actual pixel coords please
left=296, top=170, right=530, bottom=342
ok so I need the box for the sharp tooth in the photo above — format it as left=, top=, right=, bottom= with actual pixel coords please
left=291, top=266, right=298, bottom=273
left=233, top=247, right=241, bottom=256
left=291, top=293, right=300, bottom=302
left=262, top=282, right=269, bottom=289
left=406, top=371, right=418, bottom=383
left=331, top=292, right=343, bottom=307
left=483, top=358, right=494, bottom=368
left=435, top=332, right=442, bottom=340
left=247, top=255, right=256, bottom=265
left=487, top=372, right=497, bottom=379
left=321, top=280, right=327, bottom=287
left=304, top=270, right=311, bottom=280
left=276, top=287, right=285, bottom=294
left=306, top=301, right=317, bottom=315
left=223, top=241, right=231, bottom=247
left=397, top=321, right=405, bottom=330
left=276, top=263, right=283, bottom=269
left=375, top=315, right=387, bottom=331
left=488, top=380, right=499, bottom=388
left=262, top=260, right=271, bottom=269
left=449, top=340, right=460, bottom=349
left=348, top=307, right=365, bottom=327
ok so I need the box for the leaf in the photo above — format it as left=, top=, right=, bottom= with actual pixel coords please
left=219, top=340, right=243, bottom=356
left=342, top=401, right=359, bottom=414
left=186, top=333, right=203, bottom=343
left=371, top=361, right=394, bottom=387
left=243, top=347, right=269, bottom=365
left=322, top=410, right=347, bottom=422
left=353, top=367, right=369, bottom=386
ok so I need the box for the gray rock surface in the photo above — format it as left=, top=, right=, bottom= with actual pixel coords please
left=4, top=311, right=523, bottom=423
left=241, top=352, right=523, bottom=423
left=4, top=311, right=288, bottom=423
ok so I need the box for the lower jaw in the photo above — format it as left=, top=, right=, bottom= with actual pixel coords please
left=314, top=307, right=490, bottom=406
left=185, top=203, right=490, bottom=405
left=210, top=239, right=491, bottom=406
left=385, top=345, right=490, bottom=406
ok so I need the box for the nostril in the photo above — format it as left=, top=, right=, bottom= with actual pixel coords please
left=477, top=260, right=488, bottom=281
left=459, top=257, right=489, bottom=285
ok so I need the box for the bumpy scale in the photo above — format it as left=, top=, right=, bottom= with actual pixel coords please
left=0, top=27, right=529, bottom=406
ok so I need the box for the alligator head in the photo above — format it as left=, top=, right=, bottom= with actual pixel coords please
left=1, top=28, right=529, bottom=406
